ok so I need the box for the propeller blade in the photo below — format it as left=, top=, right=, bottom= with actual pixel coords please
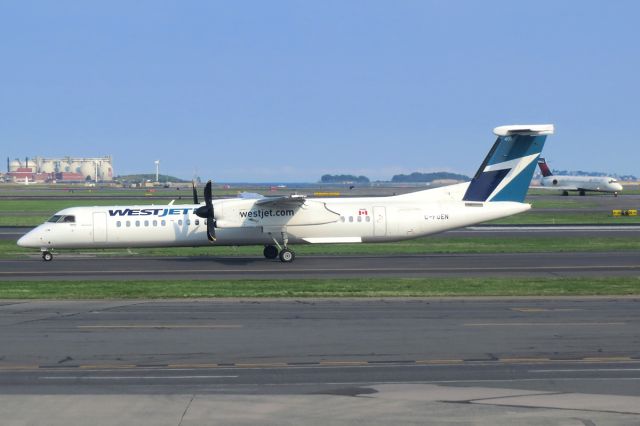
left=206, top=218, right=216, bottom=241
left=204, top=180, right=212, bottom=209
left=195, top=180, right=215, bottom=241
left=192, top=180, right=199, bottom=205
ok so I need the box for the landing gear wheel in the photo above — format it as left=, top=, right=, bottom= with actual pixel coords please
left=279, top=249, right=295, bottom=263
left=42, top=251, right=53, bottom=262
left=263, top=245, right=279, bottom=259
left=579, top=190, right=586, bottom=196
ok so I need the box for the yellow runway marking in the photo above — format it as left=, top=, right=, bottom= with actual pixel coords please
left=465, top=322, right=625, bottom=326
left=79, top=364, right=137, bottom=369
left=500, top=358, right=551, bottom=363
left=510, top=308, right=583, bottom=312
left=78, top=325, right=243, bottom=329
left=319, top=361, right=368, bottom=366
left=0, top=365, right=39, bottom=370
left=167, top=363, right=219, bottom=369
left=415, top=359, right=464, bottom=364
left=235, top=363, right=288, bottom=368
left=583, top=356, right=634, bottom=362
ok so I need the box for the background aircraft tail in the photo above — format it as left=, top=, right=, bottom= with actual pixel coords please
left=463, top=124, right=554, bottom=203
left=537, top=157, right=553, bottom=177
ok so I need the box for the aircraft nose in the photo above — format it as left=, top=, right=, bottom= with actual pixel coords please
left=17, top=231, right=39, bottom=248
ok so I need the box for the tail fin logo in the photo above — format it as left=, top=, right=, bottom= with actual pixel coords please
left=463, top=125, right=553, bottom=203
left=537, top=158, right=553, bottom=177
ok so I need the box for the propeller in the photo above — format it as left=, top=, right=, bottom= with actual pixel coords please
left=194, top=180, right=216, bottom=241
left=191, top=180, right=199, bottom=204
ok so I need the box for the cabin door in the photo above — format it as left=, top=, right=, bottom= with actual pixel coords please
left=373, top=206, right=387, bottom=237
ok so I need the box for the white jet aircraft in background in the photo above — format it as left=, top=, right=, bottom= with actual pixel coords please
left=537, top=158, right=623, bottom=196
left=18, top=124, right=553, bottom=262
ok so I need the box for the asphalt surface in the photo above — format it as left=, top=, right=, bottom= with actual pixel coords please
left=0, top=297, right=640, bottom=426
left=1, top=298, right=640, bottom=424
left=1, top=298, right=639, bottom=395
left=1, top=250, right=639, bottom=280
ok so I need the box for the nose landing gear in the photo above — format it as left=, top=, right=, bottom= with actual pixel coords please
left=41, top=251, right=53, bottom=262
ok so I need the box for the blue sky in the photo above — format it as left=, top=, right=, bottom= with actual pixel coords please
left=1, top=1, right=638, bottom=181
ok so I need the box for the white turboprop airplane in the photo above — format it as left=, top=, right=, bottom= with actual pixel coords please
left=537, top=158, right=623, bottom=196
left=18, top=124, right=553, bottom=262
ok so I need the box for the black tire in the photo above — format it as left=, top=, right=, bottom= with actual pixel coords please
left=263, top=245, right=279, bottom=259
left=579, top=190, right=586, bottom=196
left=279, top=249, right=295, bottom=263
left=42, top=252, right=53, bottom=262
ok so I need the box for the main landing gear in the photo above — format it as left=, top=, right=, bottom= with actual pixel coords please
left=263, top=245, right=278, bottom=259
left=264, top=230, right=296, bottom=263
left=41, top=251, right=53, bottom=262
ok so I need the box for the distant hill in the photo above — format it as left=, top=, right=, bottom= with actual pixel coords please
left=391, top=172, right=470, bottom=183
left=320, top=174, right=370, bottom=184
left=115, top=174, right=188, bottom=183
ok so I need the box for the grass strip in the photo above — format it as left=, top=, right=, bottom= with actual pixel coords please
left=1, top=277, right=639, bottom=299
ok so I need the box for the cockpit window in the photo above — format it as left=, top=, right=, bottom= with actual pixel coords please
left=46, top=215, right=75, bottom=223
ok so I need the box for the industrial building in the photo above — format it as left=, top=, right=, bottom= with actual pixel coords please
left=6, top=156, right=114, bottom=183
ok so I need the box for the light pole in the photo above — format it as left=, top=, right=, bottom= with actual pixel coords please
left=154, top=160, right=160, bottom=183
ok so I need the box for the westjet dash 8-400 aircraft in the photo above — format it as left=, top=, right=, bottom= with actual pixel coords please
left=537, top=158, right=623, bottom=196
left=18, top=124, right=553, bottom=262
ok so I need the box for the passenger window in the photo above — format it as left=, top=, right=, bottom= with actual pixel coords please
left=195, top=219, right=200, bottom=226
left=357, top=216, right=362, bottom=222
left=144, top=220, right=149, bottom=227
left=349, top=216, right=353, bottom=222
left=153, top=220, right=158, bottom=226
left=161, top=220, right=166, bottom=226
left=366, top=216, right=371, bottom=222
left=126, top=221, right=131, bottom=227
left=135, top=220, right=140, bottom=227
left=178, top=219, right=183, bottom=226
left=340, top=216, right=345, bottom=222
left=186, top=219, right=191, bottom=226
left=116, top=221, right=121, bottom=227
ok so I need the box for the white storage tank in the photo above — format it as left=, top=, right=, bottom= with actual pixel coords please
left=80, top=161, right=95, bottom=180
left=9, top=159, right=21, bottom=172
left=60, top=159, right=71, bottom=172
left=69, top=161, right=82, bottom=173
left=99, top=161, right=113, bottom=180
left=40, top=160, right=56, bottom=174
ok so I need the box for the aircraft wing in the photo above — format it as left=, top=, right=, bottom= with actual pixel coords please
left=254, top=195, right=307, bottom=207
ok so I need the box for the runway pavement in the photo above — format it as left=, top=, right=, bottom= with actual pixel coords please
left=1, top=298, right=639, bottom=424
left=1, top=250, right=640, bottom=280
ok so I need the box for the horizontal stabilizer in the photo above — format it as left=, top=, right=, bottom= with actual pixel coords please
left=493, top=124, right=554, bottom=136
